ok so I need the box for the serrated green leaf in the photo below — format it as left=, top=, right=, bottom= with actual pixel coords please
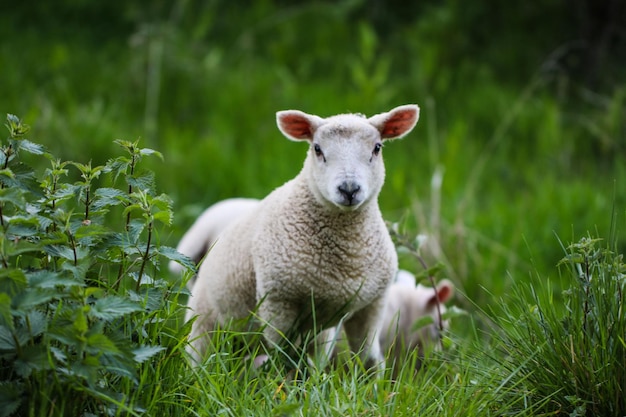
left=25, top=310, right=47, bottom=339
left=50, top=183, right=82, bottom=202
left=50, top=346, right=67, bottom=364
left=17, top=139, right=45, bottom=155
left=0, top=168, right=15, bottom=180
left=27, top=270, right=80, bottom=289
left=43, top=244, right=89, bottom=261
left=90, top=296, right=142, bottom=321
left=132, top=345, right=166, bottom=363
left=0, top=268, right=28, bottom=296
left=3, top=239, right=45, bottom=258
left=0, top=185, right=25, bottom=206
left=6, top=215, right=40, bottom=237
left=75, top=222, right=111, bottom=240
left=127, top=171, right=155, bottom=192
left=92, top=187, right=128, bottom=211
left=85, top=333, right=122, bottom=356
left=0, top=325, right=17, bottom=350
left=153, top=210, right=172, bottom=225
left=159, top=246, right=197, bottom=273
left=14, top=344, right=51, bottom=377
left=0, top=380, right=24, bottom=417
left=139, top=147, right=163, bottom=160
left=12, top=288, right=57, bottom=313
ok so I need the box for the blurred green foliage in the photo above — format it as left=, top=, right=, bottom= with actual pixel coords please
left=1, top=0, right=625, bottom=308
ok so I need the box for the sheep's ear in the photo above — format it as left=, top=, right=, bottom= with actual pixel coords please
left=276, top=110, right=324, bottom=142
left=426, top=279, right=454, bottom=307
left=368, top=104, right=420, bottom=140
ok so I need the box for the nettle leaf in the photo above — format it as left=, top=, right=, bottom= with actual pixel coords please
left=0, top=312, right=43, bottom=349
left=75, top=223, right=112, bottom=244
left=152, top=210, right=172, bottom=226
left=25, top=310, right=47, bottom=339
left=52, top=183, right=83, bottom=200
left=0, top=185, right=26, bottom=208
left=49, top=325, right=81, bottom=348
left=127, top=171, right=155, bottom=192
left=90, top=296, right=143, bottom=321
left=85, top=333, right=122, bottom=356
left=50, top=346, right=67, bottom=364
left=129, top=272, right=155, bottom=286
left=158, top=246, right=197, bottom=273
left=0, top=168, right=15, bottom=182
left=2, top=162, right=38, bottom=191
left=14, top=344, right=51, bottom=377
left=27, top=270, right=80, bottom=289
left=0, top=268, right=28, bottom=296
left=0, top=380, right=24, bottom=417
left=139, top=147, right=163, bottom=160
left=106, top=232, right=143, bottom=256
left=17, top=139, right=46, bottom=155
left=132, top=345, right=166, bottom=363
left=100, top=354, right=137, bottom=381
left=5, top=239, right=46, bottom=258
left=92, top=187, right=128, bottom=211
left=60, top=258, right=90, bottom=282
left=43, top=244, right=89, bottom=261
left=0, top=325, right=17, bottom=350
left=6, top=215, right=40, bottom=237
left=12, top=288, right=57, bottom=313
left=127, top=287, right=165, bottom=311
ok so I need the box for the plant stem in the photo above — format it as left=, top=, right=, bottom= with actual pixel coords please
left=136, top=220, right=153, bottom=291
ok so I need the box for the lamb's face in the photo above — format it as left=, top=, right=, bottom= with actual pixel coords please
left=307, top=116, right=386, bottom=210
left=276, top=105, right=420, bottom=210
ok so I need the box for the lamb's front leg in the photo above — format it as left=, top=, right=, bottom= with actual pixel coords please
left=257, top=298, right=304, bottom=362
left=343, top=300, right=386, bottom=372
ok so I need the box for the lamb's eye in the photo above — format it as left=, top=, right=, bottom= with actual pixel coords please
left=372, top=143, right=382, bottom=156
left=313, top=143, right=325, bottom=161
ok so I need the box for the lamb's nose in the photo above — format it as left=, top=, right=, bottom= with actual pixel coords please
left=338, top=182, right=361, bottom=205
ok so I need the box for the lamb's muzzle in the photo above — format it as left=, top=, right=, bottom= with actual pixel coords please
left=337, top=181, right=361, bottom=206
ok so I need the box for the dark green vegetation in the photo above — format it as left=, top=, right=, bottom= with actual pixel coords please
left=1, top=1, right=625, bottom=415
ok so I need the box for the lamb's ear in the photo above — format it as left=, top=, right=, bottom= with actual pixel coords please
left=426, top=279, right=454, bottom=307
left=368, top=104, right=420, bottom=140
left=276, top=110, right=324, bottom=142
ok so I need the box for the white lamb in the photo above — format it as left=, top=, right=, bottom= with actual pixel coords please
left=171, top=198, right=455, bottom=370
left=168, top=197, right=259, bottom=286
left=186, top=104, right=420, bottom=369
left=379, top=273, right=454, bottom=371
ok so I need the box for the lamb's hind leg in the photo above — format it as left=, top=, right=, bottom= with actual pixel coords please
left=343, top=302, right=386, bottom=372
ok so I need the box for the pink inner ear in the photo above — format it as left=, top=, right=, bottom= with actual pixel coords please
left=381, top=109, right=417, bottom=138
left=280, top=114, right=313, bottom=139
left=436, top=284, right=453, bottom=303
left=426, top=283, right=453, bottom=307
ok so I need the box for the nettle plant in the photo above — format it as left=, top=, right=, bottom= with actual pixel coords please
left=0, top=115, right=193, bottom=416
